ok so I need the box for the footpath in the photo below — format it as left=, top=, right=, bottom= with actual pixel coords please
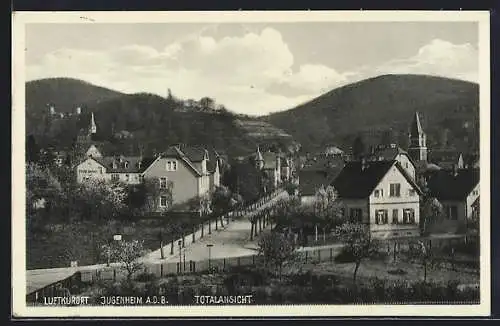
left=26, top=190, right=288, bottom=295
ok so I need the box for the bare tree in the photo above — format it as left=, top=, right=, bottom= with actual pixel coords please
left=102, top=239, right=150, bottom=281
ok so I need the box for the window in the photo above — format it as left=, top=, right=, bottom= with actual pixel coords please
left=408, top=189, right=416, bottom=197
left=349, top=208, right=363, bottom=223
left=374, top=190, right=380, bottom=198
left=159, top=177, right=168, bottom=189
left=392, top=209, right=399, bottom=224
left=375, top=210, right=388, bottom=224
left=125, top=174, right=130, bottom=182
left=390, top=183, right=401, bottom=197
left=447, top=206, right=458, bottom=220
left=111, top=174, right=119, bottom=182
left=403, top=209, right=415, bottom=224
left=124, top=162, right=129, bottom=168
left=98, top=167, right=103, bottom=174
left=374, top=189, right=384, bottom=198
left=166, top=160, right=178, bottom=171
left=139, top=175, right=144, bottom=183
left=159, top=195, right=168, bottom=207
left=83, top=177, right=90, bottom=181
left=405, top=162, right=409, bottom=169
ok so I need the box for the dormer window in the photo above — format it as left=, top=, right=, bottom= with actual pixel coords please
left=124, top=161, right=129, bottom=169
left=112, top=161, right=117, bottom=169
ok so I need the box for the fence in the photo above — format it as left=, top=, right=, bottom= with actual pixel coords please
left=26, top=271, right=83, bottom=304
left=26, top=189, right=287, bottom=302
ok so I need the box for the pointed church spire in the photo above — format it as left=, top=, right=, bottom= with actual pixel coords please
left=90, top=112, right=97, bottom=134
left=408, top=111, right=427, bottom=162
left=410, top=111, right=423, bottom=137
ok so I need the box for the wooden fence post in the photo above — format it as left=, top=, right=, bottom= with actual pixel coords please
left=161, top=263, right=164, bottom=277
left=113, top=269, right=117, bottom=281
left=201, top=223, right=204, bottom=238
left=209, top=220, right=212, bottom=234
left=238, top=257, right=241, bottom=267
left=192, top=227, right=196, bottom=243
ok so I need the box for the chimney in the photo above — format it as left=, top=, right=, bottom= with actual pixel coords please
left=361, top=157, right=368, bottom=171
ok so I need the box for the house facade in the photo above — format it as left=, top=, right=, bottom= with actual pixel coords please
left=332, top=160, right=422, bottom=239
left=254, top=147, right=281, bottom=189
left=142, top=145, right=220, bottom=210
left=426, top=168, right=480, bottom=233
left=76, top=144, right=221, bottom=212
left=368, top=144, right=416, bottom=180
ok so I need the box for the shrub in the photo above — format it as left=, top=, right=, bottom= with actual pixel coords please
left=135, top=272, right=157, bottom=283
left=334, top=248, right=356, bottom=263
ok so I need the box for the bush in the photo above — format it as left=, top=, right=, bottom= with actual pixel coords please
left=334, top=248, right=356, bottom=263
left=135, top=272, right=157, bottom=283
left=387, top=268, right=408, bottom=275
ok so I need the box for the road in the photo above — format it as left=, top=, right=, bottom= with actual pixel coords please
left=143, top=190, right=289, bottom=263
left=26, top=190, right=288, bottom=295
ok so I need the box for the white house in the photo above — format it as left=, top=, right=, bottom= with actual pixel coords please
left=332, top=159, right=422, bottom=239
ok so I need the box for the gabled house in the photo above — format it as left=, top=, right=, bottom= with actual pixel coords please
left=76, top=155, right=153, bottom=185
left=368, top=143, right=417, bottom=180
left=299, top=166, right=343, bottom=205
left=428, top=149, right=465, bottom=170
left=332, top=159, right=423, bottom=239
left=254, top=147, right=281, bottom=188
left=426, top=168, right=479, bottom=233
left=142, top=145, right=220, bottom=210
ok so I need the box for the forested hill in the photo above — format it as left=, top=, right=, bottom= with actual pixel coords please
left=266, top=74, right=480, bottom=155
left=25, top=78, right=293, bottom=157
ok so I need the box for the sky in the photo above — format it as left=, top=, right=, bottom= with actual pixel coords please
left=25, top=22, right=479, bottom=115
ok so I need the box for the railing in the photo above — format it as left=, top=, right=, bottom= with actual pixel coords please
left=26, top=271, right=83, bottom=304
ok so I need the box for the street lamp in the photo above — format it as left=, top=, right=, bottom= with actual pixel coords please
left=206, top=244, right=213, bottom=272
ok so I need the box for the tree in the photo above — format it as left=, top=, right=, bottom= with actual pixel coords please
left=313, top=186, right=343, bottom=242
left=408, top=240, right=433, bottom=282
left=257, top=231, right=298, bottom=279
left=352, top=135, right=366, bottom=160
left=26, top=134, right=40, bottom=163
left=335, top=222, right=379, bottom=283
left=211, top=185, right=232, bottom=215
left=199, top=97, right=216, bottom=111
left=420, top=197, right=443, bottom=235
left=103, top=239, right=150, bottom=281
left=283, top=180, right=298, bottom=197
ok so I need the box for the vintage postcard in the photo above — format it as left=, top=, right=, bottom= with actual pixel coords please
left=12, top=11, right=491, bottom=317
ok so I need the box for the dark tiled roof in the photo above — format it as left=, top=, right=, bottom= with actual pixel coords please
left=299, top=170, right=331, bottom=196
left=303, top=156, right=345, bottom=171
left=95, top=156, right=156, bottom=173
left=332, top=160, right=395, bottom=198
left=368, top=145, right=406, bottom=161
left=332, top=160, right=422, bottom=199
left=427, top=168, right=479, bottom=201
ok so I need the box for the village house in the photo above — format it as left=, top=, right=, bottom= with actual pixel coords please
left=428, top=149, right=465, bottom=170
left=367, top=143, right=417, bottom=180
left=332, top=159, right=423, bottom=239
left=142, top=145, right=221, bottom=210
left=253, top=147, right=281, bottom=189
left=426, top=167, right=480, bottom=234
left=299, top=156, right=345, bottom=204
left=76, top=155, right=153, bottom=185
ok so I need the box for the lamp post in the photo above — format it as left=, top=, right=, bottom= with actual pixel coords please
left=183, top=248, right=187, bottom=272
left=207, top=244, right=213, bottom=272
left=178, top=240, right=182, bottom=273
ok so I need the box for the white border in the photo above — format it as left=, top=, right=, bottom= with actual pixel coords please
left=12, top=10, right=491, bottom=318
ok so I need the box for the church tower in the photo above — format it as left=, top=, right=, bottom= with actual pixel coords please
left=255, top=146, right=264, bottom=170
left=408, top=112, right=427, bottom=162
left=89, top=112, right=97, bottom=135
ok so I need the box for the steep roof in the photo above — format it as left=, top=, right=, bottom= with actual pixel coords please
left=92, top=156, right=156, bottom=173
left=427, top=168, right=479, bottom=201
left=410, top=111, right=424, bottom=136
left=299, top=170, right=331, bottom=196
left=162, top=146, right=203, bottom=176
left=332, top=160, right=421, bottom=199
left=369, top=145, right=408, bottom=161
